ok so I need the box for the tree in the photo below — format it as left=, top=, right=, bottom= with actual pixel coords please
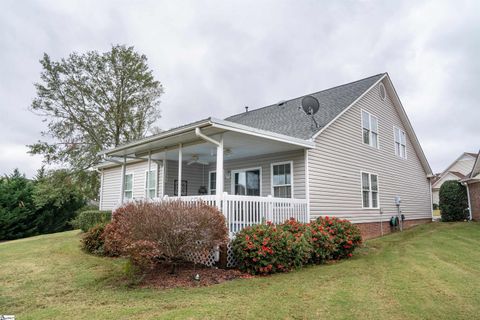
left=439, top=180, right=469, bottom=222
left=33, top=169, right=85, bottom=234
left=28, top=44, right=164, bottom=171
left=0, top=169, right=86, bottom=240
left=0, top=169, right=37, bottom=240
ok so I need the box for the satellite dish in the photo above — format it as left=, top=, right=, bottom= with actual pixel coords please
left=301, top=95, right=320, bottom=128
left=301, top=96, right=320, bottom=115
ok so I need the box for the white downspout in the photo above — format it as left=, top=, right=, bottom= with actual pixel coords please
left=429, top=178, right=434, bottom=221
left=465, top=182, right=472, bottom=221
left=99, top=168, right=104, bottom=210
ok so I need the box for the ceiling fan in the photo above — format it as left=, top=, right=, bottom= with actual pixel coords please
left=187, top=155, right=209, bottom=166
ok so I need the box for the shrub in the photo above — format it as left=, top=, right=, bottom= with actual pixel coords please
left=308, top=219, right=336, bottom=263
left=72, top=210, right=112, bottom=232
left=314, top=216, right=362, bottom=259
left=233, top=221, right=312, bottom=275
left=439, top=180, right=469, bottom=222
left=233, top=217, right=362, bottom=275
left=103, top=201, right=228, bottom=270
left=81, top=223, right=107, bottom=255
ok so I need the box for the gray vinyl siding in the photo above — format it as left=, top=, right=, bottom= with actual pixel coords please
left=99, top=160, right=164, bottom=210
left=209, top=150, right=305, bottom=198
left=164, top=161, right=207, bottom=196
left=308, top=80, right=431, bottom=223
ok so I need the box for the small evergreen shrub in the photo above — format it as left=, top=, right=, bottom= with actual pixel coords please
left=81, top=223, right=107, bottom=255
left=103, top=201, right=228, bottom=270
left=71, top=210, right=111, bottom=232
left=439, top=180, right=469, bottom=222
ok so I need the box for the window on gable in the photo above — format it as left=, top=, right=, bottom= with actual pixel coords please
left=124, top=173, right=133, bottom=200
left=394, top=127, right=407, bottom=159
left=209, top=171, right=216, bottom=195
left=272, top=162, right=292, bottom=198
left=145, top=170, right=157, bottom=198
left=361, top=172, right=379, bottom=209
left=362, top=110, right=378, bottom=148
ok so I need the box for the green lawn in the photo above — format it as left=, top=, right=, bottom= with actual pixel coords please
left=1, top=223, right=480, bottom=319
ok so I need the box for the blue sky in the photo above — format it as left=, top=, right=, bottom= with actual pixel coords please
left=0, top=0, right=479, bottom=177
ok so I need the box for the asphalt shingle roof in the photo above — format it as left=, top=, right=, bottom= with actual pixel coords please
left=225, top=73, right=385, bottom=140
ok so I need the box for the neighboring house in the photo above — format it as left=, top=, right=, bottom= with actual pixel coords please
left=97, top=73, right=433, bottom=239
left=431, top=152, right=477, bottom=206
left=462, top=151, right=480, bottom=220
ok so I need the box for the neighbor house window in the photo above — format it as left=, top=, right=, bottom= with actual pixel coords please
left=361, top=172, right=379, bottom=209
left=232, top=168, right=261, bottom=196
left=362, top=110, right=379, bottom=148
left=394, top=127, right=407, bottom=159
left=124, top=173, right=133, bottom=200
left=209, top=171, right=216, bottom=195
left=145, top=170, right=157, bottom=198
left=272, top=162, right=292, bottom=198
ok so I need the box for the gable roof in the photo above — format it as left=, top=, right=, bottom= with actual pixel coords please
left=226, top=74, right=384, bottom=140
left=468, top=150, right=480, bottom=179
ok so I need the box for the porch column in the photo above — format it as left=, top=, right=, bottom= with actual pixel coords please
left=120, top=156, right=126, bottom=204
left=178, top=143, right=182, bottom=197
left=147, top=151, right=152, bottom=199
left=215, top=136, right=224, bottom=208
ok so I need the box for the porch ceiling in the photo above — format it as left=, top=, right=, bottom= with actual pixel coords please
left=159, top=131, right=306, bottom=162
left=102, top=118, right=313, bottom=161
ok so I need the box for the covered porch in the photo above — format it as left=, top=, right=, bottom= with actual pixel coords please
left=100, top=118, right=313, bottom=235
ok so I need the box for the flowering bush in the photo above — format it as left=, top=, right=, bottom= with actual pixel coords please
left=308, top=219, right=336, bottom=263
left=233, top=217, right=362, bottom=275
left=314, top=216, right=362, bottom=259
left=103, top=201, right=228, bottom=270
left=232, top=222, right=312, bottom=275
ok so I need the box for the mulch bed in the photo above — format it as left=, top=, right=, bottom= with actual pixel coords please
left=138, top=262, right=253, bottom=289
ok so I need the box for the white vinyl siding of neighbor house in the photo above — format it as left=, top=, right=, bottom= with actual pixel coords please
left=446, top=155, right=476, bottom=176
left=308, top=80, right=431, bottom=223
left=99, top=160, right=164, bottom=210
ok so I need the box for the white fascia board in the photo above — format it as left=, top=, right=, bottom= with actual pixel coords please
left=210, top=118, right=315, bottom=149
left=98, top=118, right=212, bottom=156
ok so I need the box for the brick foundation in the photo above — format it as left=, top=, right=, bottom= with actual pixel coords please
left=356, top=218, right=432, bottom=240
left=469, top=182, right=480, bottom=221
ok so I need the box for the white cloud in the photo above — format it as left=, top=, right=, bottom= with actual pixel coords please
left=0, top=0, right=479, bottom=176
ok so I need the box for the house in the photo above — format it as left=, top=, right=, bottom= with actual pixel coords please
left=97, top=73, right=434, bottom=239
left=462, top=151, right=480, bottom=220
left=431, top=152, right=477, bottom=206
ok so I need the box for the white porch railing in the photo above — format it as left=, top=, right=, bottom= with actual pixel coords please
left=155, top=193, right=309, bottom=236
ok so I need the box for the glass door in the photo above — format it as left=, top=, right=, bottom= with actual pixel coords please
left=232, top=168, right=260, bottom=196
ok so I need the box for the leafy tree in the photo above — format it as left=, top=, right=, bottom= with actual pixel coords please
left=439, top=180, right=469, bottom=222
left=28, top=45, right=163, bottom=200
left=33, top=169, right=86, bottom=233
left=0, top=170, right=38, bottom=240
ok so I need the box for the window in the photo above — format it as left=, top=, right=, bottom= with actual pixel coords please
left=394, top=127, right=407, bottom=159
left=361, top=172, right=379, bottom=209
left=362, top=110, right=379, bottom=148
left=232, top=168, right=261, bottom=196
left=145, top=170, right=157, bottom=198
left=271, top=162, right=293, bottom=198
left=209, top=171, right=216, bottom=195
left=124, top=173, right=133, bottom=200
